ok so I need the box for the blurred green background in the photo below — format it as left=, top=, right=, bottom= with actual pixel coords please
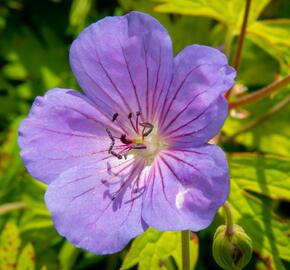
left=0, top=0, right=289, bottom=269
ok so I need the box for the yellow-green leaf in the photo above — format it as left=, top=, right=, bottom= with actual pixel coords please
left=0, top=222, right=21, bottom=270
left=223, top=91, right=290, bottom=157
left=154, top=0, right=271, bottom=32
left=122, top=228, right=198, bottom=270
left=229, top=181, right=290, bottom=270
left=228, top=153, right=290, bottom=201
left=17, top=243, right=35, bottom=270
left=247, top=20, right=290, bottom=66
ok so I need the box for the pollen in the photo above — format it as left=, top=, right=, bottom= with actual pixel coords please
left=133, top=137, right=143, bottom=144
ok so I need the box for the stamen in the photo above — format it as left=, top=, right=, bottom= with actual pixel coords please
left=111, top=150, right=123, bottom=159
left=139, top=122, right=154, bottom=137
left=131, top=144, right=146, bottom=150
left=136, top=111, right=141, bottom=133
left=106, top=128, right=115, bottom=154
left=128, top=112, right=137, bottom=133
left=106, top=112, right=155, bottom=160
left=112, top=113, right=119, bottom=122
left=120, top=134, right=132, bottom=145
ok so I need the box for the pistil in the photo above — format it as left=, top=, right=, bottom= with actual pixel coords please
left=106, top=112, right=155, bottom=160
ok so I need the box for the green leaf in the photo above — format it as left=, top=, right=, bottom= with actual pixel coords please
left=59, top=241, right=80, bottom=270
left=0, top=118, right=61, bottom=270
left=74, top=252, right=103, bottom=270
left=0, top=118, right=27, bottom=202
left=69, top=0, right=93, bottom=35
left=2, top=62, right=28, bottom=80
left=17, top=243, right=35, bottom=270
left=122, top=228, right=198, bottom=270
left=228, top=153, right=290, bottom=269
left=228, top=153, right=290, bottom=201
left=247, top=20, right=290, bottom=67
left=237, top=40, right=278, bottom=86
left=0, top=222, right=21, bottom=270
left=248, top=20, right=290, bottom=47
left=223, top=90, right=290, bottom=157
left=154, top=0, right=271, bottom=32
left=153, top=0, right=290, bottom=70
left=228, top=180, right=290, bottom=270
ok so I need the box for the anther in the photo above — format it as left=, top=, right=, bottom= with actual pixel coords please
left=112, top=113, right=118, bottom=122
left=120, top=134, right=132, bottom=145
left=106, top=128, right=115, bottom=154
left=111, top=150, right=123, bottom=159
left=128, top=112, right=132, bottom=119
left=140, top=122, right=154, bottom=137
left=131, top=144, right=146, bottom=150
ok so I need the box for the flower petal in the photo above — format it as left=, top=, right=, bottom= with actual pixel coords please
left=70, top=11, right=173, bottom=121
left=142, top=144, right=229, bottom=231
left=158, top=45, right=235, bottom=146
left=18, top=88, right=122, bottom=184
left=45, top=159, right=147, bottom=254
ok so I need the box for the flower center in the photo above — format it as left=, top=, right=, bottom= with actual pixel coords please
left=133, top=127, right=169, bottom=165
left=106, top=112, right=167, bottom=164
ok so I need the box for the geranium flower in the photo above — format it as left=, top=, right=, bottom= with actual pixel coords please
left=18, top=11, right=235, bottom=254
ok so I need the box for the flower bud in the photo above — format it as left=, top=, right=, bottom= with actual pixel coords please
left=212, top=224, right=253, bottom=270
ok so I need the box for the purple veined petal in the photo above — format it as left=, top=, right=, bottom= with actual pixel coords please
left=165, top=95, right=228, bottom=147
left=142, top=144, right=229, bottom=231
left=18, top=88, right=126, bottom=184
left=70, top=11, right=173, bottom=122
left=157, top=45, right=235, bottom=145
left=45, top=158, right=148, bottom=254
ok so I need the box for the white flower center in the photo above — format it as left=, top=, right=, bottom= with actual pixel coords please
left=132, top=129, right=168, bottom=164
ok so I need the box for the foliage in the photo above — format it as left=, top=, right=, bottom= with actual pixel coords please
left=0, top=0, right=289, bottom=270
left=122, top=228, right=198, bottom=270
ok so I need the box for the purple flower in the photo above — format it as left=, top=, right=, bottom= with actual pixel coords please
left=18, top=12, right=235, bottom=254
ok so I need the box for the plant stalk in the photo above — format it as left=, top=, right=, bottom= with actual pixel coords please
left=182, top=230, right=190, bottom=270
left=0, top=201, right=26, bottom=216
left=233, top=0, right=252, bottom=71
left=225, top=95, right=290, bottom=142
left=223, top=201, right=234, bottom=236
left=229, top=74, right=290, bottom=109
left=226, top=0, right=252, bottom=99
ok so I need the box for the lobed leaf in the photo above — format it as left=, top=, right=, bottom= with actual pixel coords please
left=154, top=0, right=271, bottom=31
left=247, top=20, right=290, bottom=67
left=17, top=243, right=36, bottom=270
left=228, top=153, right=290, bottom=201
left=224, top=89, right=290, bottom=157
left=122, top=228, right=198, bottom=270
left=229, top=180, right=290, bottom=270
left=228, top=153, right=290, bottom=269
left=0, top=222, right=21, bottom=270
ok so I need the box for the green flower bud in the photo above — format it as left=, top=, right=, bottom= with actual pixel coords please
left=212, top=224, right=253, bottom=270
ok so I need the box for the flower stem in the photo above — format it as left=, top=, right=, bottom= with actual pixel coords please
left=223, top=201, right=234, bottom=236
left=233, top=0, right=251, bottom=71
left=181, top=230, right=190, bottom=270
left=229, top=74, right=290, bottom=109
left=0, top=201, right=26, bottom=216
left=226, top=0, right=252, bottom=99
